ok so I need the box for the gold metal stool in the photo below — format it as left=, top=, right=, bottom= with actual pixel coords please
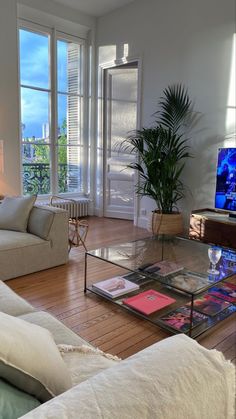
left=50, top=196, right=89, bottom=252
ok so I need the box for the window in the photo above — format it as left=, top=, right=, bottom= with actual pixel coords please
left=19, top=26, right=86, bottom=196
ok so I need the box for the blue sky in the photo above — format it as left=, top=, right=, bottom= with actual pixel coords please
left=20, top=29, right=67, bottom=139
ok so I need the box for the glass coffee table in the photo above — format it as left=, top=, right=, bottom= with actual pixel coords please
left=84, top=236, right=236, bottom=338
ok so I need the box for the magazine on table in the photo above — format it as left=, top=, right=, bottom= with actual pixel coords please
left=159, top=306, right=208, bottom=333
left=208, top=282, right=236, bottom=304
left=92, top=276, right=139, bottom=298
left=213, top=249, right=236, bottom=280
left=123, top=289, right=176, bottom=315
left=168, top=271, right=209, bottom=293
left=186, top=295, right=231, bottom=316
left=138, top=260, right=184, bottom=277
left=123, top=272, right=152, bottom=286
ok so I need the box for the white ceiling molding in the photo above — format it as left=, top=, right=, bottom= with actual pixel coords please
left=51, top=0, right=135, bottom=17
left=18, top=0, right=95, bottom=30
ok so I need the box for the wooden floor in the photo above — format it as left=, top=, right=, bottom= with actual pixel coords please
left=7, top=217, right=236, bottom=363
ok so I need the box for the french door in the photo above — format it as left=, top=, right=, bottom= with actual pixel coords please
left=103, top=62, right=139, bottom=219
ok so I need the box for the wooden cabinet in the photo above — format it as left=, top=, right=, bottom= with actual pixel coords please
left=189, top=208, right=236, bottom=249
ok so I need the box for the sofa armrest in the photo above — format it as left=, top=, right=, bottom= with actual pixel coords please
left=20, top=335, right=235, bottom=419
left=28, top=205, right=69, bottom=241
left=28, top=205, right=69, bottom=264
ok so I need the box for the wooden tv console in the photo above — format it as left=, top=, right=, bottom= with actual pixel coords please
left=189, top=208, right=236, bottom=249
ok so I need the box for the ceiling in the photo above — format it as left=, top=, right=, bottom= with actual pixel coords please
left=53, top=0, right=135, bottom=17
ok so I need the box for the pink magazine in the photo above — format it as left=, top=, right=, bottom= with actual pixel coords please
left=123, top=289, right=176, bottom=315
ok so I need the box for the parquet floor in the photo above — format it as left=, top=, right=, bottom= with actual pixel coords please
left=7, top=217, right=236, bottom=363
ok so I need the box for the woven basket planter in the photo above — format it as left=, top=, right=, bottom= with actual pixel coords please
left=147, top=211, right=184, bottom=235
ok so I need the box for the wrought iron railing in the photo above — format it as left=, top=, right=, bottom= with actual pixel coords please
left=22, top=163, right=73, bottom=195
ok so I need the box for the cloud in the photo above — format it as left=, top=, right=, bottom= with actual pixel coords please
left=21, top=88, right=48, bottom=137
left=20, top=29, right=70, bottom=91
left=20, top=29, right=49, bottom=88
left=21, top=89, right=68, bottom=138
left=20, top=29, right=78, bottom=137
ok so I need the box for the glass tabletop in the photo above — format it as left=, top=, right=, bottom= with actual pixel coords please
left=87, top=236, right=236, bottom=296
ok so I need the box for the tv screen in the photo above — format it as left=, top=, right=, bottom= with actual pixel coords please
left=215, top=148, right=236, bottom=211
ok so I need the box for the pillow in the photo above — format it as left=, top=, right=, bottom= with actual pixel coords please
left=0, top=378, right=41, bottom=419
left=0, top=195, right=36, bottom=232
left=28, top=206, right=54, bottom=239
left=0, top=312, right=72, bottom=402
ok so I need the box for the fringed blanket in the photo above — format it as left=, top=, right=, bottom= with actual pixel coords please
left=57, top=344, right=120, bottom=386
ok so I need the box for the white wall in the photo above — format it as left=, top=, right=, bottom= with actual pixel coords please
left=96, top=0, right=236, bottom=227
left=0, top=0, right=20, bottom=195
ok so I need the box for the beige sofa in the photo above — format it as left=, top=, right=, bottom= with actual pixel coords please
left=0, top=280, right=235, bottom=419
left=0, top=205, right=69, bottom=281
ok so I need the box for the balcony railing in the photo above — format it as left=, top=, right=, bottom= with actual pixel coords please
left=22, top=163, right=80, bottom=195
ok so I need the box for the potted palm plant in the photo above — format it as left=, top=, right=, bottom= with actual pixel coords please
left=123, top=84, right=196, bottom=235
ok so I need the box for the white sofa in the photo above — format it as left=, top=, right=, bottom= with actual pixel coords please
left=0, top=205, right=69, bottom=281
left=0, top=280, right=235, bottom=419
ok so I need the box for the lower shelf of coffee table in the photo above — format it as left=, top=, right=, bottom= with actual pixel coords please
left=86, top=285, right=236, bottom=338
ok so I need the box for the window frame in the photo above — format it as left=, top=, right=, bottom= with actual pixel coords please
left=18, top=19, right=89, bottom=198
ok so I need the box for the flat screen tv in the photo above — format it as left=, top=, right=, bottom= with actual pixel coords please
left=215, top=148, right=236, bottom=214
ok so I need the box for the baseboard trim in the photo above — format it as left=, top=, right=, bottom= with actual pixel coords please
left=93, top=207, right=103, bottom=217
left=136, top=216, right=148, bottom=229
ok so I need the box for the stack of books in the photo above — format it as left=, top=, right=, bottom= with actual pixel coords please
left=92, top=276, right=139, bottom=298
left=159, top=286, right=235, bottom=333
left=92, top=267, right=235, bottom=334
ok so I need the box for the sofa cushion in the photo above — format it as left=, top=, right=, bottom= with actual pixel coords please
left=0, top=312, right=72, bottom=402
left=28, top=206, right=54, bottom=240
left=0, top=378, right=41, bottom=419
left=0, top=231, right=51, bottom=281
left=19, top=311, right=90, bottom=346
left=0, top=230, right=47, bottom=251
left=0, top=280, right=35, bottom=316
left=0, top=196, right=36, bottom=232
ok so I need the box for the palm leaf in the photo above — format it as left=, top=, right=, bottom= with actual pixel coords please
left=155, top=84, right=192, bottom=134
left=120, top=83, right=196, bottom=213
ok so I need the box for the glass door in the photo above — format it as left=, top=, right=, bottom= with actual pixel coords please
left=103, top=62, right=139, bottom=219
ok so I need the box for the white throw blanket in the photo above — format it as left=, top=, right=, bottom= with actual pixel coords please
left=58, top=344, right=120, bottom=386
left=21, top=335, right=235, bottom=419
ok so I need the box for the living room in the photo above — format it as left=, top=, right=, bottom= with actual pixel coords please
left=0, top=0, right=235, bottom=418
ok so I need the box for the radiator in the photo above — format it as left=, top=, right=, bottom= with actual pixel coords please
left=50, top=199, right=89, bottom=218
